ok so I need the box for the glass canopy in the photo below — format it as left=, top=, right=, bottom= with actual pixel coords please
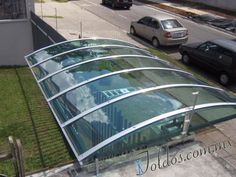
left=25, top=38, right=236, bottom=164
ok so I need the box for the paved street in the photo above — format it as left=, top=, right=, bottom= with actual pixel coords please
left=34, top=0, right=236, bottom=176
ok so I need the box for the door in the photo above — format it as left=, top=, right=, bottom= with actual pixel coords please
left=193, top=42, right=220, bottom=71
left=145, top=18, right=161, bottom=41
left=135, top=17, right=152, bottom=37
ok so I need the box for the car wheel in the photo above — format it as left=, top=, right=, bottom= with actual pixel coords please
left=219, top=72, right=230, bottom=86
left=102, top=0, right=106, bottom=4
left=111, top=2, right=116, bottom=9
left=181, top=53, right=191, bottom=65
left=152, top=37, right=160, bottom=48
left=130, top=26, right=136, bottom=35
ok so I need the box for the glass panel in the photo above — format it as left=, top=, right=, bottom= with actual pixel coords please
left=65, top=90, right=185, bottom=155
left=80, top=106, right=236, bottom=164
left=32, top=46, right=151, bottom=80
left=50, top=71, right=205, bottom=122
left=84, top=114, right=185, bottom=164
left=41, top=57, right=168, bottom=98
left=64, top=87, right=236, bottom=155
left=27, top=39, right=137, bottom=65
left=190, top=107, right=236, bottom=130
left=161, top=19, right=183, bottom=29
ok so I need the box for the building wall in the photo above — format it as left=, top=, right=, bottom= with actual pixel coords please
left=188, top=0, right=236, bottom=12
left=0, top=0, right=34, bottom=66
left=0, top=20, right=33, bottom=65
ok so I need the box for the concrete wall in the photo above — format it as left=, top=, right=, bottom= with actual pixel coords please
left=0, top=20, right=34, bottom=65
left=0, top=0, right=34, bottom=66
left=188, top=0, right=236, bottom=12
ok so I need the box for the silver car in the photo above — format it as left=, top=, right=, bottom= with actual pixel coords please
left=130, top=15, right=188, bottom=47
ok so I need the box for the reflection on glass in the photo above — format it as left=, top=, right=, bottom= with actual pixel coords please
left=33, top=46, right=151, bottom=80
left=40, top=57, right=167, bottom=98
left=27, top=39, right=137, bottom=65
left=50, top=70, right=203, bottom=122
left=81, top=105, right=236, bottom=164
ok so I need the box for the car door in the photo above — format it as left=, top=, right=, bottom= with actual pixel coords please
left=134, top=17, right=152, bottom=38
left=192, top=42, right=219, bottom=70
left=144, top=18, right=161, bottom=41
left=215, top=48, right=233, bottom=72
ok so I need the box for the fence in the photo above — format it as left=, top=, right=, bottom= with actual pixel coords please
left=30, top=11, right=66, bottom=50
left=0, top=136, right=24, bottom=177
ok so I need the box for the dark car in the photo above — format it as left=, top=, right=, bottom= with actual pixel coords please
left=210, top=20, right=236, bottom=33
left=190, top=14, right=218, bottom=24
left=102, top=0, right=132, bottom=9
left=179, top=39, right=236, bottom=85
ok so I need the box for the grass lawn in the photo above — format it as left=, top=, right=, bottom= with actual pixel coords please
left=0, top=67, right=73, bottom=176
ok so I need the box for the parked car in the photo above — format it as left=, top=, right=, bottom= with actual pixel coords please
left=179, top=39, right=236, bottom=85
left=130, top=15, right=188, bottom=47
left=190, top=14, right=218, bottom=24
left=211, top=20, right=236, bottom=33
left=102, top=0, right=132, bottom=9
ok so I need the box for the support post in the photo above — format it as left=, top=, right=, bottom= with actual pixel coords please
left=95, top=158, right=99, bottom=177
left=182, top=91, right=199, bottom=137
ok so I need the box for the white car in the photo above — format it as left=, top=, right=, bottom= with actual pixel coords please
left=130, top=15, right=188, bottom=47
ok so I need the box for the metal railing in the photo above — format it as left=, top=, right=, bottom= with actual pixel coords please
left=30, top=11, right=66, bottom=50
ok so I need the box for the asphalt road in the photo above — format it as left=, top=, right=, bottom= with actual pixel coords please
left=72, top=0, right=236, bottom=92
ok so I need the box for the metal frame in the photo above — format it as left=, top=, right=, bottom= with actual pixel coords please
left=77, top=102, right=236, bottom=161
left=61, top=84, right=223, bottom=127
left=38, top=55, right=170, bottom=83
left=25, top=37, right=139, bottom=58
left=29, top=44, right=151, bottom=69
left=47, top=67, right=193, bottom=101
left=24, top=39, right=236, bottom=165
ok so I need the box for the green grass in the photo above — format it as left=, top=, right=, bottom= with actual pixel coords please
left=34, top=0, right=45, bottom=3
left=54, top=0, right=68, bottom=2
left=0, top=67, right=73, bottom=176
left=43, top=15, right=63, bottom=19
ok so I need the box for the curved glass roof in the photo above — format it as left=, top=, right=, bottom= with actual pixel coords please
left=25, top=38, right=236, bottom=164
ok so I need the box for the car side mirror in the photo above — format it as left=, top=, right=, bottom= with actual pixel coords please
left=204, top=47, right=209, bottom=52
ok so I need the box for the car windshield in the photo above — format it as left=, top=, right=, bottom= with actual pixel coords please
left=161, top=19, right=183, bottom=29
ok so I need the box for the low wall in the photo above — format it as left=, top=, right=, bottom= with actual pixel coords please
left=0, top=20, right=34, bottom=65
left=188, top=0, right=236, bottom=12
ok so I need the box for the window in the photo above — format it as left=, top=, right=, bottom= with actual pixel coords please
left=148, top=18, right=159, bottom=29
left=198, top=42, right=219, bottom=53
left=0, top=0, right=27, bottom=20
left=161, top=19, right=183, bottom=29
left=138, top=17, right=151, bottom=25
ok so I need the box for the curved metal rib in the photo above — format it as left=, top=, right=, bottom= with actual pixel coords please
left=61, top=84, right=224, bottom=128
left=38, top=55, right=171, bottom=83
left=25, top=37, right=138, bottom=58
left=30, top=44, right=151, bottom=69
left=47, top=67, right=193, bottom=101
left=77, top=102, right=236, bottom=161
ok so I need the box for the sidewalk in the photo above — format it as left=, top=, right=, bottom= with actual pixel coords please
left=35, top=1, right=145, bottom=47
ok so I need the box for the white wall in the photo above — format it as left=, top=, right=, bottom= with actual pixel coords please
left=0, top=20, right=34, bottom=65
left=188, top=0, right=236, bottom=12
left=0, top=0, right=34, bottom=66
